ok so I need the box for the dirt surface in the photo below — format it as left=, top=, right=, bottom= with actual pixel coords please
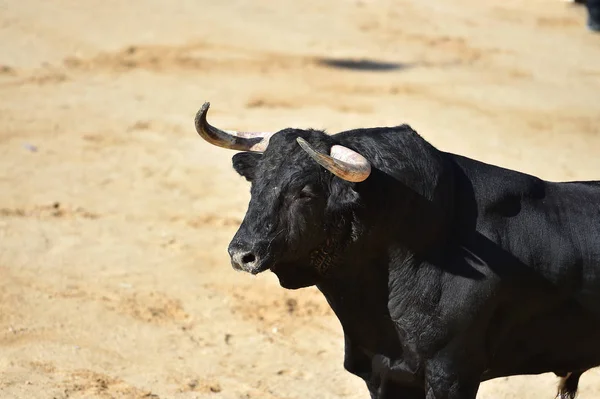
left=1, top=1, right=599, bottom=398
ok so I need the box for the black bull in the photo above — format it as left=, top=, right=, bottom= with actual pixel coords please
left=195, top=104, right=600, bottom=399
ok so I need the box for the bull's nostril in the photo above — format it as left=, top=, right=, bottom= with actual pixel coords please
left=242, top=253, right=256, bottom=264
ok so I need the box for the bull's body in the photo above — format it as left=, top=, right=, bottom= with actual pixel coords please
left=194, top=104, right=600, bottom=398
left=318, top=128, right=600, bottom=398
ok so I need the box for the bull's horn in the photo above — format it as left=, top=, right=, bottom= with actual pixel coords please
left=195, top=102, right=272, bottom=152
left=296, top=137, right=371, bottom=183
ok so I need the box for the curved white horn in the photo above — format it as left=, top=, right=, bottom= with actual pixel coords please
left=296, top=138, right=371, bottom=182
left=195, top=102, right=273, bottom=152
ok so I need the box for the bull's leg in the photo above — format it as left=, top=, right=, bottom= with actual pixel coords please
left=422, top=356, right=481, bottom=399
left=368, top=381, right=425, bottom=399
left=424, top=376, right=479, bottom=399
left=378, top=382, right=425, bottom=399
left=366, top=372, right=426, bottom=399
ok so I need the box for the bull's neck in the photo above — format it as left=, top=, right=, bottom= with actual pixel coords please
left=315, top=245, right=414, bottom=354
left=318, top=278, right=399, bottom=362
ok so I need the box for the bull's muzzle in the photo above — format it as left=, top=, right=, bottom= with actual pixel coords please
left=227, top=241, right=270, bottom=275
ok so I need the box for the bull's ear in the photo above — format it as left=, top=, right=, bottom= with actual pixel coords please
left=327, top=179, right=360, bottom=213
left=232, top=152, right=261, bottom=182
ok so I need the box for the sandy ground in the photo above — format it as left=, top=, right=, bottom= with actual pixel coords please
left=1, top=1, right=599, bottom=398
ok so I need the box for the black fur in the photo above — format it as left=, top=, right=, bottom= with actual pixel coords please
left=557, top=371, right=584, bottom=399
left=232, top=152, right=261, bottom=182
left=226, top=124, right=600, bottom=399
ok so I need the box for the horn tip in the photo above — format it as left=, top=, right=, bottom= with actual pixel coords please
left=198, top=102, right=210, bottom=116
left=296, top=137, right=311, bottom=150
left=195, top=102, right=211, bottom=127
left=296, top=137, right=313, bottom=153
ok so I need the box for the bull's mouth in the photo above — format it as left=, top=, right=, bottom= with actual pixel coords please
left=249, top=253, right=276, bottom=275
left=250, top=261, right=272, bottom=275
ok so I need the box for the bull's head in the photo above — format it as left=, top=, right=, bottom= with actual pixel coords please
left=195, top=103, right=371, bottom=289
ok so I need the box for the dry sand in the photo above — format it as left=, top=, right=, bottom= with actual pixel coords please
left=1, top=0, right=599, bottom=398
